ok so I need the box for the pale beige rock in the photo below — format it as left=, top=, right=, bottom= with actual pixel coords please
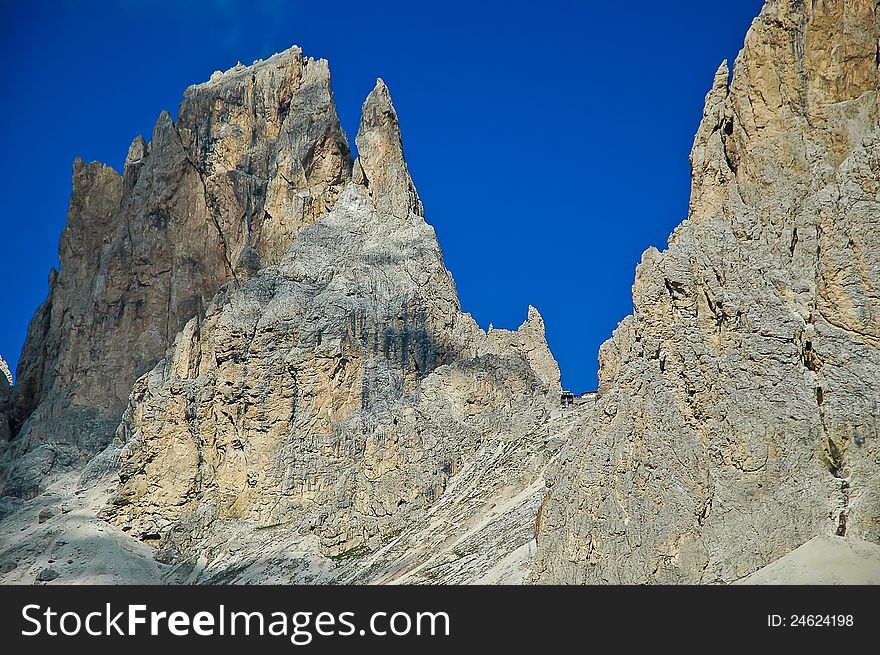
left=100, top=81, right=562, bottom=581
left=487, top=306, right=562, bottom=394
left=736, top=535, right=880, bottom=585
left=353, top=79, right=423, bottom=220
left=0, top=357, right=11, bottom=387
left=1, top=49, right=563, bottom=584
left=5, top=0, right=879, bottom=587
left=5, top=47, right=352, bottom=497
left=534, top=0, right=880, bottom=584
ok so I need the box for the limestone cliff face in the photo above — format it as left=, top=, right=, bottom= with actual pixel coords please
left=534, top=0, right=880, bottom=583
left=0, top=48, right=561, bottom=583
left=103, top=81, right=561, bottom=578
left=4, top=0, right=878, bottom=587
left=5, top=47, right=352, bottom=497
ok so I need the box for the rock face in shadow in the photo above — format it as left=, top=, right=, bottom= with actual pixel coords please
left=534, top=0, right=880, bottom=583
left=4, top=48, right=352, bottom=497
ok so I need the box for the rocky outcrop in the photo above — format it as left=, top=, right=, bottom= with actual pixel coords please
left=0, top=356, right=11, bottom=444
left=0, top=43, right=563, bottom=584
left=103, top=81, right=561, bottom=580
left=0, top=357, right=13, bottom=517
left=0, top=357, right=11, bottom=386
left=534, top=0, right=880, bottom=583
left=5, top=47, right=352, bottom=497
left=3, top=0, right=878, bottom=586
left=487, top=307, right=562, bottom=394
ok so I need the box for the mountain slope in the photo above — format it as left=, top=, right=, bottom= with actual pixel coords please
left=534, top=0, right=880, bottom=584
left=0, top=72, right=564, bottom=585
left=2, top=0, right=879, bottom=586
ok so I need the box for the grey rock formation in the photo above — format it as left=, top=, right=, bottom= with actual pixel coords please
left=0, top=44, right=562, bottom=586
left=5, top=47, right=352, bottom=497
left=534, top=0, right=880, bottom=583
left=103, top=83, right=562, bottom=581
left=0, top=356, right=11, bottom=387
left=3, top=0, right=879, bottom=586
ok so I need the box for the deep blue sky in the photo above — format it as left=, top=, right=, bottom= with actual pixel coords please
left=0, top=0, right=765, bottom=392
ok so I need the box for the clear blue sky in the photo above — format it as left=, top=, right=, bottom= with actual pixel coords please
left=0, top=0, right=765, bottom=393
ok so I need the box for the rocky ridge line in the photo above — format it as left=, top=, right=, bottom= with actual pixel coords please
left=1, top=53, right=564, bottom=584
left=2, top=0, right=879, bottom=585
left=533, top=0, right=880, bottom=584
left=3, top=47, right=352, bottom=498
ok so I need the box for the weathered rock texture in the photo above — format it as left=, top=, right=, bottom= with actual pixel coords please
left=0, top=46, right=563, bottom=584
left=534, top=0, right=880, bottom=583
left=5, top=47, right=352, bottom=497
left=3, top=0, right=880, bottom=586
left=101, top=81, right=561, bottom=580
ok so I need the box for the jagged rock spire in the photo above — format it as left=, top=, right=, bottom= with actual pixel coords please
left=0, top=355, right=12, bottom=447
left=6, top=47, right=352, bottom=496
left=486, top=306, right=562, bottom=393
left=353, top=79, right=423, bottom=219
left=0, top=355, right=12, bottom=387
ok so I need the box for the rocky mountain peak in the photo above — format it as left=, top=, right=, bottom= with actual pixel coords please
left=2, top=42, right=563, bottom=587
left=486, top=306, right=561, bottom=393
left=3, top=45, right=354, bottom=497
left=534, top=0, right=880, bottom=584
left=354, top=79, right=423, bottom=220
left=1, top=0, right=877, bottom=586
left=96, top=63, right=561, bottom=577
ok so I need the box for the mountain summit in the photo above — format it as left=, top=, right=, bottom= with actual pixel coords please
left=1, top=0, right=878, bottom=584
